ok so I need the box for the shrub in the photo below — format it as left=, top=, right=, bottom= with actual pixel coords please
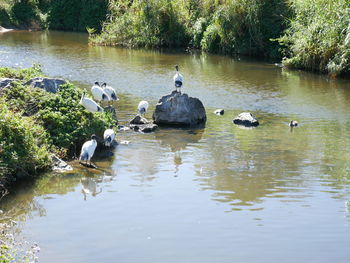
left=278, top=0, right=350, bottom=76
left=0, top=101, right=52, bottom=181
left=91, top=0, right=190, bottom=48
left=48, top=0, right=108, bottom=31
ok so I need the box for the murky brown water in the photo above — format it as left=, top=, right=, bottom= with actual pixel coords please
left=1, top=31, right=350, bottom=263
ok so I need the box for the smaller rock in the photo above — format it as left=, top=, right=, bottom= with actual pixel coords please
left=233, top=112, right=259, bottom=127
left=26, top=77, right=67, bottom=93
left=0, top=78, right=17, bottom=90
left=129, top=115, right=150, bottom=125
left=118, top=125, right=131, bottom=131
left=214, top=109, right=224, bottom=115
left=52, top=155, right=73, bottom=172
left=80, top=162, right=97, bottom=169
left=130, top=123, right=158, bottom=133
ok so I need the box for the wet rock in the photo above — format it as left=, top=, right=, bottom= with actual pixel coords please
left=26, top=77, right=67, bottom=93
left=130, top=123, right=158, bottom=133
left=153, top=91, right=206, bottom=126
left=129, top=115, right=149, bottom=125
left=0, top=78, right=17, bottom=90
left=233, top=112, right=259, bottom=127
left=80, top=162, right=98, bottom=169
left=214, top=109, right=224, bottom=115
left=118, top=125, right=131, bottom=132
left=52, top=155, right=73, bottom=172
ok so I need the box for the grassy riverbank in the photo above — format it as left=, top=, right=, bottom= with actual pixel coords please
left=0, top=66, right=115, bottom=197
left=1, top=1, right=350, bottom=75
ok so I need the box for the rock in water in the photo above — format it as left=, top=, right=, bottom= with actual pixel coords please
left=233, top=112, right=259, bottom=127
left=153, top=91, right=206, bottom=126
left=129, top=115, right=149, bottom=125
left=26, top=77, right=67, bottom=93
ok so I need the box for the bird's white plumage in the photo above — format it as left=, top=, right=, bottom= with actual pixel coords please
left=80, top=92, right=103, bottom=113
left=138, top=100, right=149, bottom=115
left=173, top=72, right=184, bottom=84
left=104, top=128, right=115, bottom=147
left=103, top=84, right=119, bottom=101
left=79, top=138, right=97, bottom=162
left=91, top=83, right=110, bottom=101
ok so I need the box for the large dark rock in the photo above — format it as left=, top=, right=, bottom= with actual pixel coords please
left=233, top=112, right=259, bottom=127
left=153, top=91, right=206, bottom=126
left=26, top=77, right=67, bottom=93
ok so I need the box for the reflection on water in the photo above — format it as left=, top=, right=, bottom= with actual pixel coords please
left=1, top=31, right=350, bottom=263
left=81, top=177, right=102, bottom=200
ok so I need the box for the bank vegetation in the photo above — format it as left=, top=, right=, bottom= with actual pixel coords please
left=0, top=66, right=114, bottom=197
left=1, top=1, right=350, bottom=74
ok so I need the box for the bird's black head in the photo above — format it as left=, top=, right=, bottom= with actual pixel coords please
left=101, top=82, right=107, bottom=87
left=175, top=65, right=179, bottom=71
left=91, top=134, right=98, bottom=140
left=94, top=82, right=100, bottom=86
left=109, top=124, right=115, bottom=129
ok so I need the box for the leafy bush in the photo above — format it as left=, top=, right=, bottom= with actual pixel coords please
left=37, top=83, right=115, bottom=156
left=11, top=0, right=40, bottom=27
left=0, top=66, right=116, bottom=165
left=47, top=0, right=108, bottom=31
left=278, top=0, right=350, bottom=76
left=92, top=0, right=289, bottom=57
left=0, top=101, right=52, bottom=181
left=92, top=0, right=190, bottom=48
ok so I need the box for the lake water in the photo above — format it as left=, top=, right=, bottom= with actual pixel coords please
left=1, top=31, right=350, bottom=263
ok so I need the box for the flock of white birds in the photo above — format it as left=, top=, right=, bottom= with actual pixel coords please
left=79, top=65, right=184, bottom=166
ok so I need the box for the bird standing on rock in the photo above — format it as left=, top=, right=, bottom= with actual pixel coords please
left=173, top=65, right=184, bottom=93
left=79, top=134, right=98, bottom=166
left=104, top=125, right=116, bottom=147
left=138, top=100, right=149, bottom=117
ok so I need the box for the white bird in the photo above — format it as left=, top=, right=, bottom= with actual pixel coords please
left=138, top=100, right=149, bottom=116
left=173, top=64, right=184, bottom=93
left=80, top=89, right=104, bottom=113
left=91, top=82, right=110, bottom=102
left=101, top=82, right=119, bottom=101
left=104, top=125, right=116, bottom=147
left=79, top=134, right=98, bottom=166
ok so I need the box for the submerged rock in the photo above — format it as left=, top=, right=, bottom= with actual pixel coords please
left=26, top=77, right=67, bottom=93
left=233, top=112, right=259, bottom=127
left=130, top=123, right=158, bottom=133
left=129, top=115, right=149, bottom=125
left=153, top=91, right=206, bottom=126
